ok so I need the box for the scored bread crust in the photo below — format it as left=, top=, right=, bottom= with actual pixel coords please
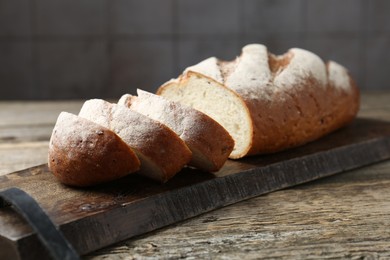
left=118, top=90, right=234, bottom=172
left=158, top=72, right=253, bottom=159
left=79, top=99, right=192, bottom=182
left=48, top=112, right=140, bottom=187
left=157, top=44, right=360, bottom=159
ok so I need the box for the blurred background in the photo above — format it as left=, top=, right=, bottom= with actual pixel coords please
left=0, top=0, right=389, bottom=100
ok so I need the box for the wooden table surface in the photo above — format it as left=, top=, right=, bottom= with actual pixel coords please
left=1, top=93, right=390, bottom=259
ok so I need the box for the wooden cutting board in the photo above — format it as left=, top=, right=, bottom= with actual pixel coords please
left=1, top=118, right=390, bottom=259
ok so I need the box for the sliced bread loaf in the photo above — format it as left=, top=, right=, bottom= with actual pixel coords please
left=48, top=112, right=140, bottom=187
left=157, top=44, right=360, bottom=159
left=79, top=99, right=192, bottom=182
left=118, top=90, right=234, bottom=172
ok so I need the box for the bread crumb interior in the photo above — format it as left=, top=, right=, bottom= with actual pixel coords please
left=161, top=74, right=251, bottom=158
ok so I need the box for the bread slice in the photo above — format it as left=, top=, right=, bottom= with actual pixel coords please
left=157, top=44, right=360, bottom=159
left=48, top=112, right=140, bottom=187
left=79, top=99, right=192, bottom=182
left=118, top=90, right=234, bottom=172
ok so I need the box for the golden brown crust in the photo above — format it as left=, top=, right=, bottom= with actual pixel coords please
left=79, top=99, right=192, bottom=182
left=158, top=44, right=360, bottom=158
left=243, top=75, right=359, bottom=156
left=158, top=71, right=253, bottom=159
left=121, top=90, right=234, bottom=172
left=48, top=112, right=140, bottom=187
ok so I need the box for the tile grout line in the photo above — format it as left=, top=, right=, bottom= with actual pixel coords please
left=1, top=32, right=364, bottom=41
left=104, top=0, right=114, bottom=98
left=172, top=0, right=180, bottom=75
left=238, top=0, right=245, bottom=46
left=359, top=0, right=368, bottom=89
left=30, top=0, right=40, bottom=99
left=301, top=0, right=308, bottom=49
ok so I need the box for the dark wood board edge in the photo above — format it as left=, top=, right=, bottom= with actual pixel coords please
left=3, top=136, right=389, bottom=259
left=73, top=137, right=390, bottom=255
left=2, top=117, right=390, bottom=259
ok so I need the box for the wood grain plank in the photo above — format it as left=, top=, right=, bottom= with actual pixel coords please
left=0, top=125, right=53, bottom=144
left=85, top=161, right=390, bottom=260
left=0, top=142, right=49, bottom=175
left=0, top=101, right=83, bottom=127
left=0, top=118, right=390, bottom=259
left=0, top=93, right=389, bottom=259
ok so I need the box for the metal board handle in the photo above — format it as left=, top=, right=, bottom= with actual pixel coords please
left=0, top=187, right=80, bottom=260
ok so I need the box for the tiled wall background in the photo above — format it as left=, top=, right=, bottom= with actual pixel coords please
left=0, top=0, right=389, bottom=100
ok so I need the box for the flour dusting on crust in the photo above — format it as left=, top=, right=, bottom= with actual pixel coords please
left=327, top=61, right=351, bottom=92
left=274, top=48, right=327, bottom=88
left=184, top=57, right=223, bottom=83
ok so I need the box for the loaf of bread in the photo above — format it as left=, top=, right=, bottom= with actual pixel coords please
left=118, top=89, right=234, bottom=172
left=78, top=99, right=192, bottom=182
left=157, top=44, right=360, bottom=159
left=48, top=112, right=140, bottom=187
left=48, top=43, right=360, bottom=186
